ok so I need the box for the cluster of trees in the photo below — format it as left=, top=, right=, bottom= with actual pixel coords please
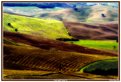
left=7, top=23, right=18, bottom=32
left=56, top=38, right=79, bottom=41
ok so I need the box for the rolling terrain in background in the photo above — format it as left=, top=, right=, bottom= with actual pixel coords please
left=3, top=2, right=119, bottom=80
left=3, top=2, right=118, bottom=22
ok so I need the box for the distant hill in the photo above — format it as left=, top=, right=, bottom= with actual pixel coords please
left=86, top=5, right=118, bottom=23
left=3, top=4, right=118, bottom=23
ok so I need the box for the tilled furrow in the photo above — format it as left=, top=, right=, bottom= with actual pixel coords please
left=4, top=54, right=83, bottom=72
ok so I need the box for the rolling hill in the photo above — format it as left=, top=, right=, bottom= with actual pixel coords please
left=3, top=13, right=119, bottom=41
left=4, top=31, right=117, bottom=73
left=4, top=31, right=117, bottom=56
left=3, top=6, right=119, bottom=80
left=86, top=5, right=118, bottom=23
left=3, top=13, right=71, bottom=39
left=63, top=21, right=118, bottom=40
left=3, top=4, right=118, bottom=23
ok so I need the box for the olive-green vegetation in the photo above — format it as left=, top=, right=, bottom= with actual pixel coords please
left=3, top=13, right=71, bottom=39
left=80, top=58, right=118, bottom=75
left=71, top=40, right=118, bottom=51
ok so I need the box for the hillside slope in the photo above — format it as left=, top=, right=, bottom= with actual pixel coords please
left=4, top=44, right=114, bottom=73
left=3, top=13, right=71, bottom=39
left=4, top=31, right=117, bottom=73
left=4, top=31, right=117, bottom=56
left=63, top=21, right=118, bottom=40
left=86, top=5, right=118, bottom=23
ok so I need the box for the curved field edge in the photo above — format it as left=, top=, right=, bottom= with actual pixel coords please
left=80, top=58, right=118, bottom=75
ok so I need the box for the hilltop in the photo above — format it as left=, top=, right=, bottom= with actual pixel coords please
left=3, top=4, right=118, bottom=22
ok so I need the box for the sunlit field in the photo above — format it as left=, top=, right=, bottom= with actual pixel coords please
left=71, top=40, right=118, bottom=51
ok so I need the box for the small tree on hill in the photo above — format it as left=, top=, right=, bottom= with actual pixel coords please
left=15, top=28, right=18, bottom=32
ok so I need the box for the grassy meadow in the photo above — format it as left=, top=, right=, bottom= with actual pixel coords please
left=70, top=40, right=118, bottom=51
left=3, top=13, right=71, bottom=39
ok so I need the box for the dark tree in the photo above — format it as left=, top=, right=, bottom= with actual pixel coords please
left=15, top=28, right=18, bottom=32
left=56, top=38, right=79, bottom=41
left=101, top=14, right=106, bottom=17
left=113, top=46, right=116, bottom=49
left=7, top=23, right=11, bottom=26
left=7, top=23, right=14, bottom=28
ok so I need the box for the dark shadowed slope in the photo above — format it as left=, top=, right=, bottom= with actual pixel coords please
left=4, top=31, right=117, bottom=56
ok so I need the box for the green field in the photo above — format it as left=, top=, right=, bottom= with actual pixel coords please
left=3, top=13, right=71, bottom=39
left=70, top=40, right=118, bottom=51
left=80, top=58, right=118, bottom=75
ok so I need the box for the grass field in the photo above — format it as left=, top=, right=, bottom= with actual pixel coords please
left=70, top=40, right=118, bottom=51
left=3, top=13, right=71, bottom=39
